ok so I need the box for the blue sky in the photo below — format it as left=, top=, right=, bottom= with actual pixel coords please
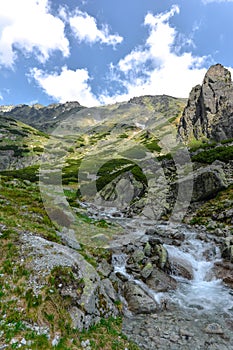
left=0, top=0, right=233, bottom=107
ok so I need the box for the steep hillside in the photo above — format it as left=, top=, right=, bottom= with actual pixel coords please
left=0, top=115, right=49, bottom=171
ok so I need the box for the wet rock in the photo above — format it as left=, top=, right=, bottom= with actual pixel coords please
left=214, top=261, right=233, bottom=288
left=144, top=242, right=152, bottom=257
left=169, top=257, right=193, bottom=280
left=146, top=268, right=177, bottom=292
left=145, top=228, right=159, bottom=235
left=132, top=249, right=145, bottom=263
left=155, top=244, right=169, bottom=270
left=141, top=262, right=153, bottom=279
left=221, top=236, right=233, bottom=262
left=123, top=281, right=157, bottom=314
left=97, top=260, right=113, bottom=277
left=115, top=271, right=129, bottom=282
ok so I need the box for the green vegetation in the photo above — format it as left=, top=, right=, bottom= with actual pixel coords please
left=0, top=165, right=39, bottom=182
left=120, top=146, right=146, bottom=159
left=62, top=158, right=82, bottom=184
left=0, top=174, right=138, bottom=349
left=191, top=145, right=233, bottom=163
left=188, top=138, right=216, bottom=152
left=79, top=317, right=140, bottom=350
left=95, top=158, right=148, bottom=192
left=188, top=184, right=233, bottom=229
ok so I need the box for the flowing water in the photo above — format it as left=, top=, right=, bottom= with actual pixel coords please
left=164, top=230, right=233, bottom=315
left=108, top=214, right=233, bottom=315
left=85, top=203, right=233, bottom=348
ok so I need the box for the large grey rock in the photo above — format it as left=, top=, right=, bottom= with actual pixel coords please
left=173, top=165, right=227, bottom=203
left=123, top=281, right=157, bottom=314
left=20, top=232, right=119, bottom=330
left=146, top=268, right=177, bottom=292
left=178, top=64, right=233, bottom=142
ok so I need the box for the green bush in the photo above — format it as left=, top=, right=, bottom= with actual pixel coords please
left=191, top=145, right=233, bottom=163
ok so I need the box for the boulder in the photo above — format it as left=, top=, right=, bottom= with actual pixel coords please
left=214, top=261, right=233, bottom=289
left=173, top=166, right=227, bottom=203
left=123, top=281, right=157, bottom=314
left=146, top=268, right=177, bottom=292
left=221, top=235, right=233, bottom=262
left=169, top=257, right=193, bottom=280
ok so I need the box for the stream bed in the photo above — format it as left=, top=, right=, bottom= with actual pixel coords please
left=86, top=204, right=233, bottom=349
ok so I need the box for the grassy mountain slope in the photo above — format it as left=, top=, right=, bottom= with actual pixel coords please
left=0, top=92, right=233, bottom=348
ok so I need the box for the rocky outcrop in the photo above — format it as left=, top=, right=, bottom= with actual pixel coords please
left=178, top=64, right=233, bottom=142
left=174, top=164, right=227, bottom=203
left=20, top=232, right=119, bottom=331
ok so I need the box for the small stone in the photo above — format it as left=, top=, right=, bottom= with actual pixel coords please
left=21, top=338, right=27, bottom=345
left=132, top=249, right=145, bottom=263
left=204, top=323, right=224, bottom=335
left=170, top=334, right=180, bottom=342
left=144, top=242, right=152, bottom=257
left=179, top=328, right=194, bottom=337
left=141, top=262, right=153, bottom=279
left=52, top=334, right=60, bottom=346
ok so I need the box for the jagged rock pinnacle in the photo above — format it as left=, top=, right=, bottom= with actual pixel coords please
left=178, top=63, right=233, bottom=142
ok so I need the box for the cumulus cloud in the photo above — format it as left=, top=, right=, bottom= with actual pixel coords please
left=30, top=5, right=211, bottom=107
left=0, top=0, right=69, bottom=67
left=69, top=10, right=123, bottom=46
left=99, top=5, right=209, bottom=104
left=31, top=66, right=99, bottom=107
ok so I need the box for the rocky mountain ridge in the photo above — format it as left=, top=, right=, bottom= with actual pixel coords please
left=0, top=101, right=85, bottom=133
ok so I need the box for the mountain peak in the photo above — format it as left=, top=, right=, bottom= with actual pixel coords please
left=203, top=63, right=231, bottom=84
left=178, top=64, right=233, bottom=142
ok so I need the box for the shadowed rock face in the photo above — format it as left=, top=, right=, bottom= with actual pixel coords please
left=178, top=63, right=233, bottom=142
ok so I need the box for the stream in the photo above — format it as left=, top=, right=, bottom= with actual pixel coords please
left=85, top=204, right=233, bottom=349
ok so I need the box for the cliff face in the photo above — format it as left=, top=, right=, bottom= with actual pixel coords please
left=178, top=64, right=233, bottom=142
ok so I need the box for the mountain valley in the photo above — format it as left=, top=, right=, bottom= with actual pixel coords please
left=0, top=64, right=233, bottom=349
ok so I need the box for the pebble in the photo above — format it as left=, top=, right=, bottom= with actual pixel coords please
left=204, top=323, right=224, bottom=335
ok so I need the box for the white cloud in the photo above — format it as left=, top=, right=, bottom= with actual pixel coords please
left=99, top=5, right=209, bottom=104
left=69, top=10, right=123, bottom=46
left=0, top=0, right=69, bottom=67
left=31, top=66, right=99, bottom=107
left=30, top=5, right=211, bottom=108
